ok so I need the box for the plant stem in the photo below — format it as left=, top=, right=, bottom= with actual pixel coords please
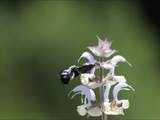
left=99, top=57, right=107, bottom=120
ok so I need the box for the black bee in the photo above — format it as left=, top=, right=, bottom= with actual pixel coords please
left=59, top=64, right=95, bottom=84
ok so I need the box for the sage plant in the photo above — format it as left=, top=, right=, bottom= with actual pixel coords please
left=60, top=36, right=134, bottom=120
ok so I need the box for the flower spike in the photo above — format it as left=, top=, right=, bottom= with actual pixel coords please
left=60, top=36, right=134, bottom=118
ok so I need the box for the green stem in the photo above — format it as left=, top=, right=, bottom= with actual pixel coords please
left=99, top=57, right=107, bottom=120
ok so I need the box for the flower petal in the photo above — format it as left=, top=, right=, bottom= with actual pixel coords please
left=77, top=104, right=88, bottom=116
left=113, top=75, right=127, bottom=83
left=69, top=85, right=96, bottom=102
left=104, top=49, right=117, bottom=57
left=87, top=106, right=102, bottom=117
left=107, top=107, right=124, bottom=115
left=100, top=62, right=115, bottom=75
left=96, top=36, right=112, bottom=49
left=100, top=61, right=114, bottom=69
left=104, top=84, right=111, bottom=102
left=78, top=51, right=96, bottom=64
left=113, top=82, right=134, bottom=102
left=88, top=46, right=102, bottom=56
left=80, top=73, right=95, bottom=85
left=103, top=101, right=111, bottom=114
left=120, top=100, right=129, bottom=109
left=111, top=55, right=132, bottom=66
left=80, top=73, right=105, bottom=89
left=86, top=81, right=104, bottom=89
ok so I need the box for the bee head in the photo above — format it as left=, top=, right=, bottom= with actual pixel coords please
left=59, top=69, right=73, bottom=84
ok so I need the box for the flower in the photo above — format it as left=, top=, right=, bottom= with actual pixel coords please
left=103, top=75, right=127, bottom=86
left=88, top=36, right=117, bottom=57
left=113, top=82, right=135, bottom=103
left=78, top=51, right=97, bottom=64
left=69, top=85, right=96, bottom=102
left=69, top=85, right=102, bottom=117
left=80, top=73, right=106, bottom=89
left=77, top=103, right=102, bottom=117
left=103, top=82, right=134, bottom=115
left=101, top=55, right=131, bottom=75
left=78, top=51, right=97, bottom=74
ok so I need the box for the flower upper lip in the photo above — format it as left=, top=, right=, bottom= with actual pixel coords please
left=68, top=85, right=96, bottom=103
left=113, top=82, right=135, bottom=102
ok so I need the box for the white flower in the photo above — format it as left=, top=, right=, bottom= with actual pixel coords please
left=80, top=73, right=105, bottom=89
left=113, top=82, right=135, bottom=103
left=110, top=55, right=132, bottom=67
left=78, top=51, right=96, bottom=64
left=101, top=55, right=131, bottom=75
left=69, top=85, right=96, bottom=103
left=103, top=82, right=134, bottom=115
left=77, top=104, right=102, bottom=117
left=77, top=104, right=90, bottom=116
left=69, top=85, right=102, bottom=117
left=103, top=84, right=111, bottom=102
left=88, top=36, right=117, bottom=57
left=103, top=101, right=111, bottom=113
left=78, top=51, right=97, bottom=74
left=104, top=102, right=124, bottom=115
left=103, top=75, right=126, bottom=87
left=80, top=73, right=95, bottom=85
left=87, top=105, right=102, bottom=117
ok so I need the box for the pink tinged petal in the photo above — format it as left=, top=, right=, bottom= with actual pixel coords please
left=101, top=40, right=112, bottom=50
left=87, top=81, right=104, bottom=89
left=104, top=49, right=117, bottom=57
left=78, top=51, right=96, bottom=64
left=89, top=36, right=115, bottom=57
left=97, top=35, right=104, bottom=47
left=88, top=46, right=102, bottom=56
left=80, top=74, right=106, bottom=89
left=69, top=85, right=96, bottom=102
left=98, top=39, right=104, bottom=48
left=87, top=106, right=102, bottom=117
left=100, top=61, right=114, bottom=69
left=100, top=62, right=115, bottom=75
left=96, top=36, right=112, bottom=49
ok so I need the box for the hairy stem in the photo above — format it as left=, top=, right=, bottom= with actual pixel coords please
left=99, top=57, right=107, bottom=120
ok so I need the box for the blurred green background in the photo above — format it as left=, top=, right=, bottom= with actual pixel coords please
left=0, top=0, right=160, bottom=120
